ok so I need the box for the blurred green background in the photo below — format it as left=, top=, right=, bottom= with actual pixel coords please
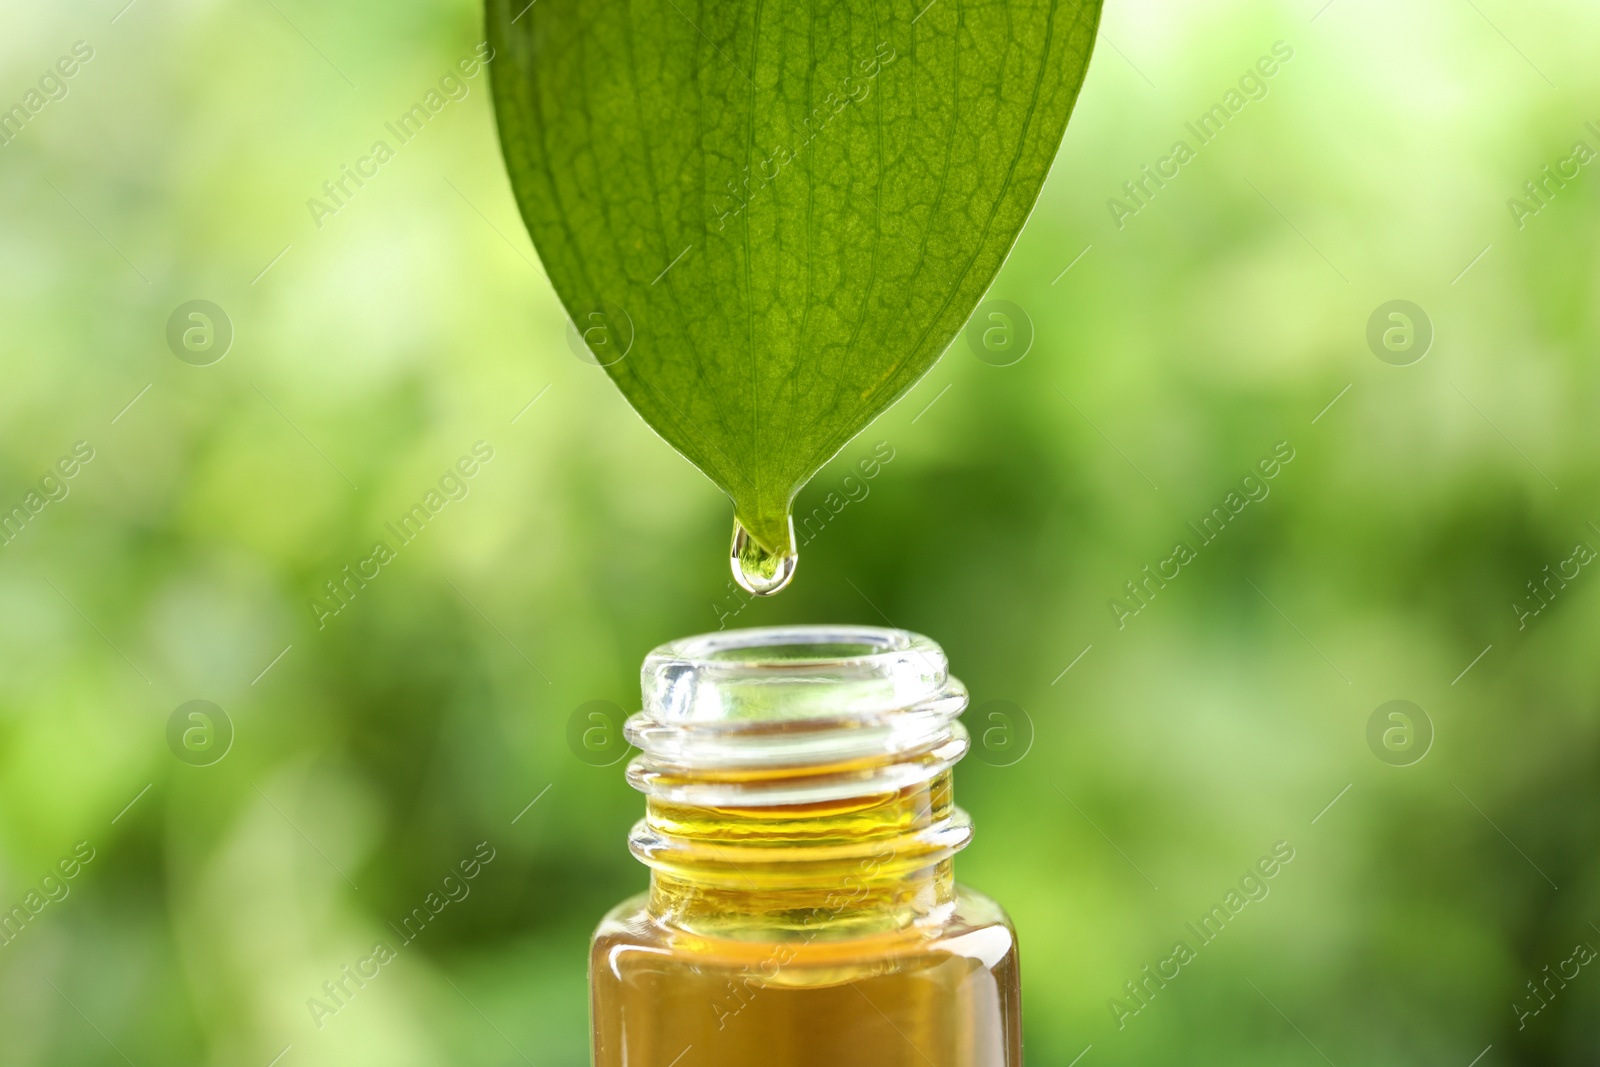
left=3, top=0, right=1599, bottom=1063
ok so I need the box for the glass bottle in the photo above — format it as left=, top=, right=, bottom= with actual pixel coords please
left=591, top=625, right=1021, bottom=1067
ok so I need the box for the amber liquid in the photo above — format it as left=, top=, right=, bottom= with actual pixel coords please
left=592, top=886, right=1021, bottom=1067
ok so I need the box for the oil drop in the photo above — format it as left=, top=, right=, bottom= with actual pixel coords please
left=730, top=516, right=797, bottom=596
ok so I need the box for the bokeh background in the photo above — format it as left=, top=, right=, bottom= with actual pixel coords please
left=3, top=0, right=1599, bottom=1063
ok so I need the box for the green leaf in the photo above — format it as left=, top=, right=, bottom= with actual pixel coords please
left=487, top=0, right=1101, bottom=574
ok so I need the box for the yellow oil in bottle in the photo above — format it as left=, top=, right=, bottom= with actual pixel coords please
left=591, top=626, right=1021, bottom=1066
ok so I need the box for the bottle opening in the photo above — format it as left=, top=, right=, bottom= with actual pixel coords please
left=705, top=639, right=883, bottom=663
left=625, top=625, right=969, bottom=807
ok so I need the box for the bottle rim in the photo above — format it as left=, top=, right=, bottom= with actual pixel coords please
left=625, top=624, right=970, bottom=806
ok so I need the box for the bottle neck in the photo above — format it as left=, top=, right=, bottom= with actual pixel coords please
left=622, top=625, right=973, bottom=939
left=633, top=770, right=970, bottom=938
